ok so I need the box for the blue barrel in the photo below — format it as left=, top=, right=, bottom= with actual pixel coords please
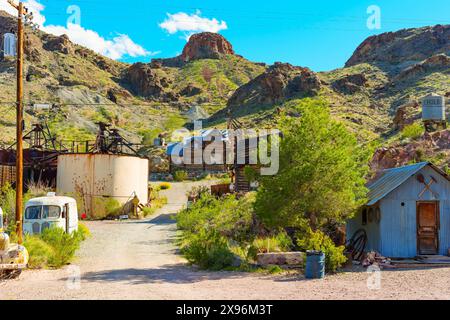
left=305, top=251, right=325, bottom=279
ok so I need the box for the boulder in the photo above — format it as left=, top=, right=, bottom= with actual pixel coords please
left=123, top=63, right=166, bottom=98
left=180, top=84, right=202, bottom=97
left=43, top=34, right=74, bottom=54
left=392, top=101, right=420, bottom=130
left=256, top=252, right=304, bottom=266
left=26, top=65, right=50, bottom=81
left=332, top=73, right=368, bottom=94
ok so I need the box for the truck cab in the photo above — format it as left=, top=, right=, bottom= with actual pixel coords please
left=23, top=194, right=78, bottom=235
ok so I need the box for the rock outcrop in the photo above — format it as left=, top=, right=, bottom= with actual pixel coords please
left=123, top=63, right=168, bottom=98
left=346, top=25, right=450, bottom=67
left=181, top=32, right=234, bottom=62
left=227, top=63, right=321, bottom=108
left=371, top=130, right=450, bottom=172
left=332, top=73, right=368, bottom=94
left=392, top=101, right=420, bottom=130
left=43, top=34, right=74, bottom=54
left=395, top=54, right=450, bottom=81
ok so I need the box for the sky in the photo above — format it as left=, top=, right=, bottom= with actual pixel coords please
left=1, top=0, right=449, bottom=71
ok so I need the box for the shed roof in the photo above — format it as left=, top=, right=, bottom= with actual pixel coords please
left=367, top=162, right=450, bottom=206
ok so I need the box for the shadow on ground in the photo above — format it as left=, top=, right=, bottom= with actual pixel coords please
left=79, top=264, right=261, bottom=285
left=128, top=214, right=177, bottom=226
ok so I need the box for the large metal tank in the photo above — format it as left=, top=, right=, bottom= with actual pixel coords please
left=56, top=154, right=149, bottom=218
left=422, top=93, right=446, bottom=121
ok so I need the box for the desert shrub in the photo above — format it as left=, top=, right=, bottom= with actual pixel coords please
left=177, top=193, right=256, bottom=270
left=74, top=222, right=91, bottom=241
left=401, top=123, right=423, bottom=140
left=174, top=170, right=188, bottom=182
left=297, top=229, right=347, bottom=273
left=158, top=182, right=171, bottom=190
left=0, top=183, right=16, bottom=227
left=182, top=230, right=234, bottom=270
left=252, top=232, right=293, bottom=254
left=24, top=225, right=90, bottom=269
left=92, top=197, right=122, bottom=219
left=26, top=181, right=53, bottom=198
left=24, top=235, right=54, bottom=269
left=40, top=227, right=81, bottom=268
left=186, top=186, right=210, bottom=200
left=142, top=206, right=156, bottom=217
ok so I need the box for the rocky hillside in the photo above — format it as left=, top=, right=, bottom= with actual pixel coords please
left=210, top=25, right=449, bottom=145
left=1, top=7, right=449, bottom=172
left=0, top=11, right=264, bottom=145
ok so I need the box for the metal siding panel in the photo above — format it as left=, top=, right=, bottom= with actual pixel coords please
left=380, top=200, right=417, bottom=258
left=439, top=201, right=450, bottom=255
left=347, top=211, right=380, bottom=252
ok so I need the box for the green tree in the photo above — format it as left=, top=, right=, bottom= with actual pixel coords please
left=254, top=99, right=370, bottom=231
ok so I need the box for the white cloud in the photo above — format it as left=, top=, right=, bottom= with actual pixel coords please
left=0, top=1, right=18, bottom=16
left=1, top=0, right=155, bottom=60
left=159, top=10, right=228, bottom=36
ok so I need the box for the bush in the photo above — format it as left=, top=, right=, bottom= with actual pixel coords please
left=40, top=227, right=81, bottom=268
left=177, top=193, right=256, bottom=270
left=0, top=183, right=16, bottom=227
left=182, top=230, right=234, bottom=270
left=26, top=181, right=53, bottom=198
left=158, top=182, right=171, bottom=190
left=252, top=232, right=293, bottom=254
left=297, top=229, right=347, bottom=273
left=92, top=197, right=122, bottom=219
left=174, top=170, right=188, bottom=182
left=23, top=236, right=54, bottom=269
left=401, top=123, right=423, bottom=140
left=24, top=225, right=90, bottom=269
left=75, top=222, right=91, bottom=241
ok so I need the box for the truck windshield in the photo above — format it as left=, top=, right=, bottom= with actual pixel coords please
left=25, top=206, right=61, bottom=220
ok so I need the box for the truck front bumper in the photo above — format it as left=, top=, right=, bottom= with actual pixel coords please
left=0, top=263, right=27, bottom=270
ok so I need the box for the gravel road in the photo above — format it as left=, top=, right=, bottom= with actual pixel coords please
left=2, top=181, right=450, bottom=300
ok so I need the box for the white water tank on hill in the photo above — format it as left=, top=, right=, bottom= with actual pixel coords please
left=422, top=93, right=446, bottom=121
left=3, top=33, right=16, bottom=57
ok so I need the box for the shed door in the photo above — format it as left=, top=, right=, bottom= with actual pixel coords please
left=417, top=202, right=439, bottom=255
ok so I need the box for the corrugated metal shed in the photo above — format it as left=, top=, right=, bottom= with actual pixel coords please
left=367, top=162, right=429, bottom=206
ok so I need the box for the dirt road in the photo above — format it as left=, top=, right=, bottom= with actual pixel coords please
left=2, top=181, right=450, bottom=300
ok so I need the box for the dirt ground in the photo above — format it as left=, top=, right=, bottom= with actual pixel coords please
left=2, top=181, right=450, bottom=300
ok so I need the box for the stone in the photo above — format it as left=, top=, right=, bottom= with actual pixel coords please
left=332, top=73, right=368, bottom=94
left=43, top=34, right=74, bottom=54
left=256, top=252, right=304, bottom=266
left=123, top=63, right=166, bottom=98
left=180, top=84, right=202, bottom=97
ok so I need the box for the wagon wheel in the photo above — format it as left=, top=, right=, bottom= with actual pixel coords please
left=345, top=229, right=367, bottom=261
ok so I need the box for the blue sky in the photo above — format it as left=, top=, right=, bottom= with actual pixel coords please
left=7, top=0, right=450, bottom=71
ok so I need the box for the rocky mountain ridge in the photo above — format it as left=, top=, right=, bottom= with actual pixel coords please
left=1, top=8, right=449, bottom=173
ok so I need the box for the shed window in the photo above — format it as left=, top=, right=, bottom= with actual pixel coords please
left=362, top=208, right=368, bottom=225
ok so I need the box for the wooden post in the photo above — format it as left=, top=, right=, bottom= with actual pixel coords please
left=14, top=1, right=25, bottom=244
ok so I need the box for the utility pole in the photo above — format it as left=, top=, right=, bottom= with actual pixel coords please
left=7, top=0, right=27, bottom=244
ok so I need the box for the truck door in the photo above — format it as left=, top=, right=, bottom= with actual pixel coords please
left=64, top=203, right=70, bottom=233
